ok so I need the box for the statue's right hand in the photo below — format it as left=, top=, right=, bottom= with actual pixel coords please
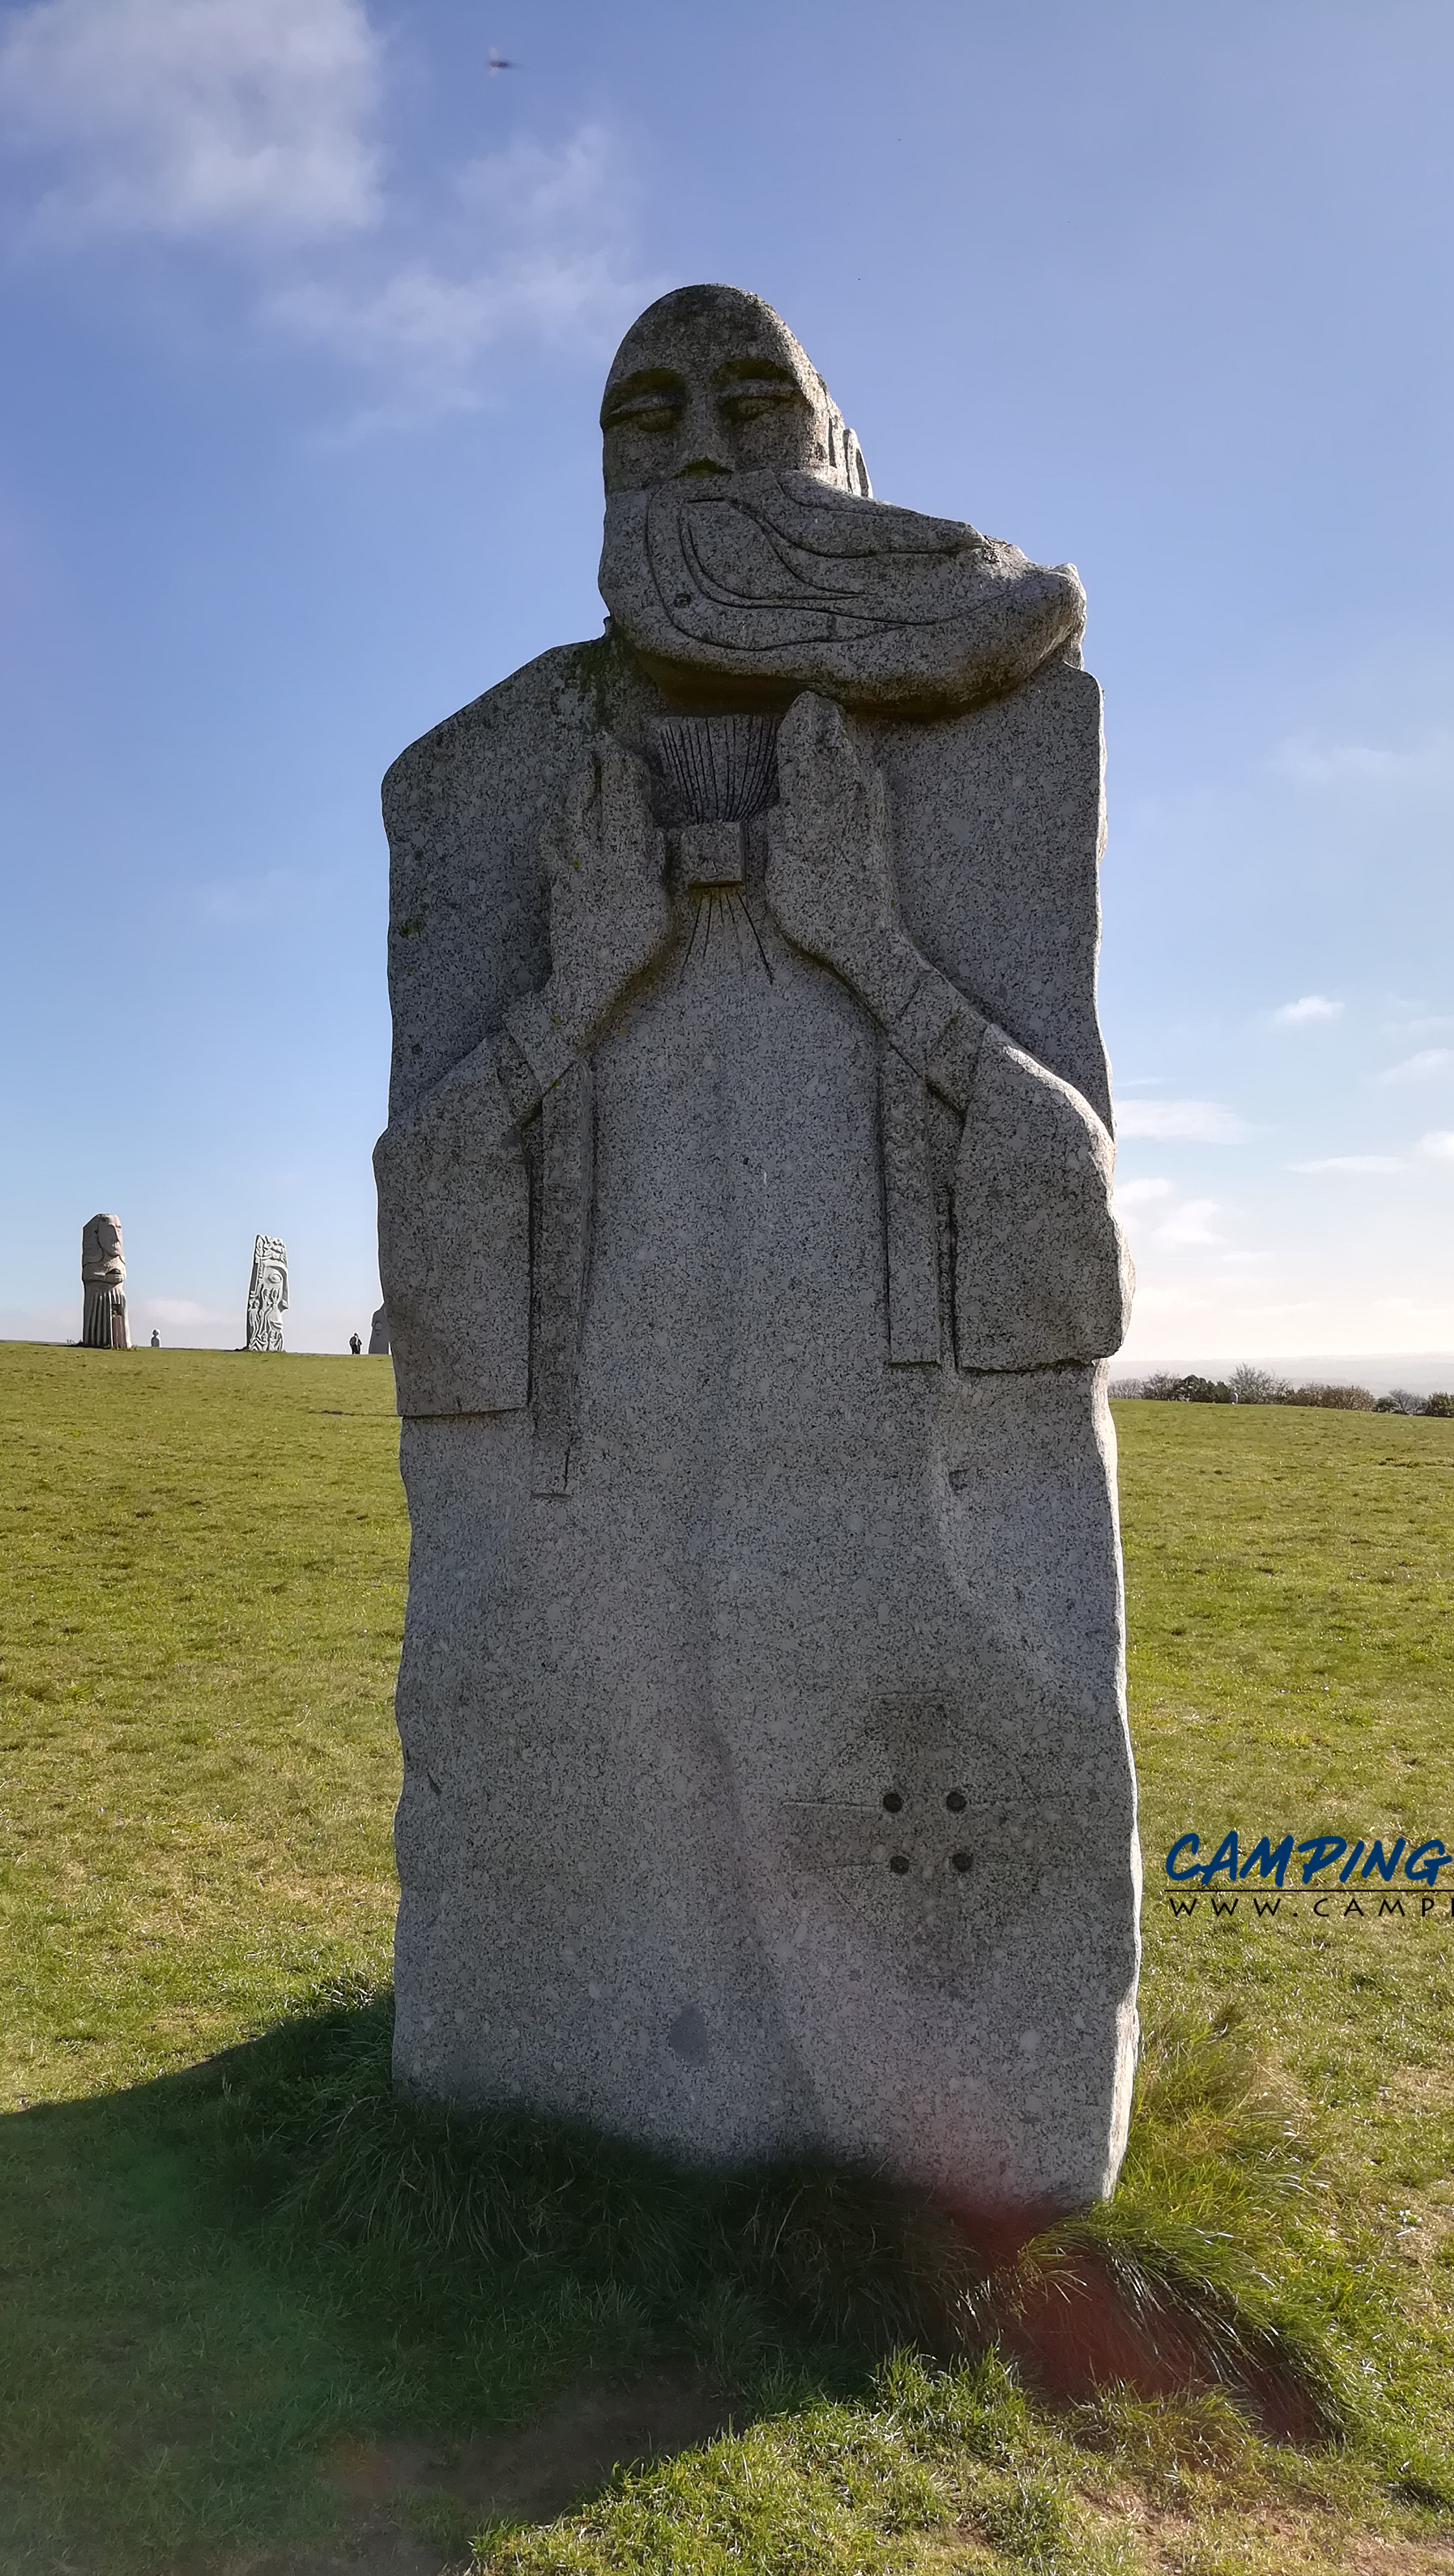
left=505, top=737, right=670, bottom=1094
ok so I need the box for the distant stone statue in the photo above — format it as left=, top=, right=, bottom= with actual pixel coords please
left=374, top=285, right=1139, bottom=2222
left=80, top=1214, right=130, bottom=1349
left=367, top=1303, right=390, bottom=1356
left=150, top=1330, right=160, bottom=1349
left=245, top=1235, right=288, bottom=1352
left=349, top=1331, right=363, bottom=1356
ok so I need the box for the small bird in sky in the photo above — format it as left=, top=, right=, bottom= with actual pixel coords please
left=488, top=49, right=515, bottom=73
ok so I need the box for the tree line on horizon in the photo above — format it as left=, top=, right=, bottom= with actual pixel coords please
left=1117, top=1366, right=1454, bottom=1415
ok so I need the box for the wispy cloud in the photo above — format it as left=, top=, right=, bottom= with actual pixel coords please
left=191, top=867, right=334, bottom=926
left=1272, top=993, right=1341, bottom=1026
left=0, top=6, right=654, bottom=421
left=1377, top=1048, right=1454, bottom=1085
left=1116, top=1099, right=1250, bottom=1142
left=267, top=123, right=655, bottom=416
left=1420, top=1131, right=1454, bottom=1163
left=1288, top=1155, right=1405, bottom=1174
left=1154, top=1196, right=1224, bottom=1246
left=1114, top=1177, right=1174, bottom=1210
left=0, top=0, right=382, bottom=241
left=275, top=140, right=647, bottom=378
left=1385, top=1012, right=1454, bottom=1039
left=1270, top=730, right=1454, bottom=790
left=145, top=1296, right=234, bottom=1326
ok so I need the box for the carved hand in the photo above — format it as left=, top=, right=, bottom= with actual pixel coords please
left=504, top=736, right=671, bottom=1100
left=764, top=690, right=987, bottom=1112
left=763, top=692, right=923, bottom=1027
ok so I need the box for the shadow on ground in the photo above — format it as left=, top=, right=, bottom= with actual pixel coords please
left=0, top=1989, right=1351, bottom=2573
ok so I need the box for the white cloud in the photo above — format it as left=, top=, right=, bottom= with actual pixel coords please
left=1288, top=1155, right=1405, bottom=1174
left=1419, top=1131, right=1454, bottom=1163
left=1377, top=1048, right=1454, bottom=1084
left=1116, top=1099, right=1250, bottom=1142
left=267, top=123, right=655, bottom=412
left=1272, top=994, right=1341, bottom=1026
left=145, top=1296, right=234, bottom=1326
left=192, top=867, right=331, bottom=924
left=1270, top=730, right=1454, bottom=790
left=1115, top=1177, right=1174, bottom=1209
left=0, top=6, right=652, bottom=421
left=0, top=0, right=381, bottom=241
left=1155, top=1196, right=1224, bottom=1246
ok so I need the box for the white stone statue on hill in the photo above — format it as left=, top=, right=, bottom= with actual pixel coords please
left=80, top=1213, right=130, bottom=1349
left=246, top=1235, right=288, bottom=1352
left=373, top=284, right=1140, bottom=2223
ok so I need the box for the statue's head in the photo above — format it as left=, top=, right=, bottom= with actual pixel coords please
left=600, top=284, right=869, bottom=499
left=81, top=1213, right=125, bottom=1281
left=598, top=282, right=1083, bottom=717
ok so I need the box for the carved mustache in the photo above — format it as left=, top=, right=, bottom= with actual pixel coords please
left=600, top=468, right=1085, bottom=717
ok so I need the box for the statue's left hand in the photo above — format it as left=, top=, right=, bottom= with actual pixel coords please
left=763, top=693, right=923, bottom=1026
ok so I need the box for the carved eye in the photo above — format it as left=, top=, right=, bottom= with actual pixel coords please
left=603, top=394, right=682, bottom=434
left=881, top=1790, right=903, bottom=1814
left=945, top=1790, right=967, bottom=1814
left=889, top=1854, right=910, bottom=1876
left=951, top=1851, right=972, bottom=1875
left=720, top=387, right=798, bottom=424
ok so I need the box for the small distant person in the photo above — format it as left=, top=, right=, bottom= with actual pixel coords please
left=151, top=1329, right=160, bottom=1349
left=349, top=1332, right=363, bottom=1356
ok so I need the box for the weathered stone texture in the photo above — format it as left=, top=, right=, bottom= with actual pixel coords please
left=375, top=285, right=1139, bottom=2216
left=246, top=1235, right=288, bottom=1353
left=80, top=1213, right=130, bottom=1350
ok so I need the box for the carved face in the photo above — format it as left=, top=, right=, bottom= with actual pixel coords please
left=600, top=285, right=865, bottom=497
left=81, top=1213, right=125, bottom=1282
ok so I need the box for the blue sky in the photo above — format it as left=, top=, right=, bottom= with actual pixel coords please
left=1, top=0, right=1451, bottom=1363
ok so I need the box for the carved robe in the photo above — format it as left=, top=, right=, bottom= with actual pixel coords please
left=376, top=607, right=1139, bottom=2217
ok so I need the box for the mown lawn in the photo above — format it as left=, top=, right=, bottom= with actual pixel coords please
left=1, top=1344, right=1451, bottom=2575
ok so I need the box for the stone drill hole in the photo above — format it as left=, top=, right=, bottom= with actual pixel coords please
left=889, top=1853, right=910, bottom=1875
left=881, top=1790, right=903, bottom=1813
left=951, top=1850, right=972, bottom=1874
left=945, top=1789, right=967, bottom=1813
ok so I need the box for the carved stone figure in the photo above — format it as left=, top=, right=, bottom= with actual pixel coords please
left=368, top=1303, right=390, bottom=1356
left=80, top=1213, right=130, bottom=1349
left=375, top=285, right=1139, bottom=2220
left=245, top=1235, right=288, bottom=1352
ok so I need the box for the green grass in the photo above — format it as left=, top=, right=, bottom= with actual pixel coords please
left=1, top=1347, right=1451, bottom=2573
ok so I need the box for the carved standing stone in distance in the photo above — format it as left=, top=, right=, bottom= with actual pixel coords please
left=375, top=284, right=1139, bottom=2222
left=80, top=1213, right=130, bottom=1349
left=245, top=1235, right=288, bottom=1353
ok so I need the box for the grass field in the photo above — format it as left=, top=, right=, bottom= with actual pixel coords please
left=1, top=1342, right=1451, bottom=2575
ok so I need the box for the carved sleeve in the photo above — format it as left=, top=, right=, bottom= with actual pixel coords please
left=880, top=963, right=1131, bottom=1372
left=952, top=1028, right=1133, bottom=1370
left=374, top=1043, right=531, bottom=1418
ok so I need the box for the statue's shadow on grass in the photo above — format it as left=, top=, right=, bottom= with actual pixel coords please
left=1, top=1989, right=1346, bottom=2568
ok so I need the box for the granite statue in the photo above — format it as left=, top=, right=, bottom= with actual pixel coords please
left=246, top=1235, right=288, bottom=1352
left=80, top=1213, right=130, bottom=1349
left=368, top=1304, right=391, bottom=1356
left=374, top=284, right=1139, bottom=2220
